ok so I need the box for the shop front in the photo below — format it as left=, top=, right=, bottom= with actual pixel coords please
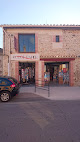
left=40, top=58, right=75, bottom=86
left=11, top=53, right=40, bottom=84
left=44, top=62, right=69, bottom=86
left=11, top=53, right=74, bottom=86
left=19, top=62, right=35, bottom=84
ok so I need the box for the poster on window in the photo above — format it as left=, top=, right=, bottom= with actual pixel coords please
left=63, top=68, right=67, bottom=73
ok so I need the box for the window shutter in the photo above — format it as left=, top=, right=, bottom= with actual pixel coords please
left=14, top=34, right=18, bottom=52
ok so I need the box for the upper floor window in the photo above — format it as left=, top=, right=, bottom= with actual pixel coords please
left=56, top=35, right=59, bottom=42
left=19, top=34, right=35, bottom=52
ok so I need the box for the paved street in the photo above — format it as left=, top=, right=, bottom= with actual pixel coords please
left=0, top=87, right=80, bottom=142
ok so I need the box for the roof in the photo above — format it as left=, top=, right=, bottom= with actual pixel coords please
left=1, top=24, right=80, bottom=29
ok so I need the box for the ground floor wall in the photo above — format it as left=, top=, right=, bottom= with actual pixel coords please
left=69, top=60, right=74, bottom=86
left=73, top=58, right=80, bottom=86
left=35, top=61, right=44, bottom=86
left=0, top=54, right=3, bottom=76
left=3, top=57, right=80, bottom=86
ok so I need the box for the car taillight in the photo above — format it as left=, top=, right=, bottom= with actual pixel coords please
left=10, top=83, right=16, bottom=87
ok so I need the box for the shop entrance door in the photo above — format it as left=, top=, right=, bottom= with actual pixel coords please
left=19, top=62, right=35, bottom=84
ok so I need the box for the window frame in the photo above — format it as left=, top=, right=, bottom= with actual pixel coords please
left=18, top=33, right=35, bottom=53
left=56, top=35, right=60, bottom=42
left=0, top=78, right=10, bottom=86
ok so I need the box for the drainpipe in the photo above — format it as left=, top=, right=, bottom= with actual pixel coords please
left=3, top=29, right=9, bottom=76
left=8, top=34, right=11, bottom=76
left=3, top=28, right=11, bottom=76
left=8, top=55, right=9, bottom=76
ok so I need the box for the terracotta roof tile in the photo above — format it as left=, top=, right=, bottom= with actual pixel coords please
left=0, top=24, right=80, bottom=29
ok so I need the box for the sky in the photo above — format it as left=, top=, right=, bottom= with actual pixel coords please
left=0, top=0, right=80, bottom=49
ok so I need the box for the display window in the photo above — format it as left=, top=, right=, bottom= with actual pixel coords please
left=44, top=62, right=69, bottom=85
left=19, top=62, right=35, bottom=84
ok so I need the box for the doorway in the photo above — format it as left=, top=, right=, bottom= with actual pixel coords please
left=19, top=62, right=35, bottom=84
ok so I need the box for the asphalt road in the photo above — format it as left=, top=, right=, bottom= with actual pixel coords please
left=0, top=93, right=80, bottom=142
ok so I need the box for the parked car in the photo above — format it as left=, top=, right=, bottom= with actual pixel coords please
left=0, top=76, right=20, bottom=102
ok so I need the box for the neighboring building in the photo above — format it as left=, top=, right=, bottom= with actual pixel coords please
left=1, top=24, right=80, bottom=86
left=0, top=48, right=3, bottom=76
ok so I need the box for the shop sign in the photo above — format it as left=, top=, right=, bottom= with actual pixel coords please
left=11, top=53, right=40, bottom=61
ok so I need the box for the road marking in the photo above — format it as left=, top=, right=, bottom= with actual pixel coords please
left=19, top=102, right=54, bottom=129
left=32, top=102, right=54, bottom=121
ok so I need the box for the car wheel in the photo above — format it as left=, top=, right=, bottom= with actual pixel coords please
left=0, top=91, right=11, bottom=102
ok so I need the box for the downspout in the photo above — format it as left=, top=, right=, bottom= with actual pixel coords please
left=3, top=28, right=9, bottom=76
left=3, top=29, right=5, bottom=55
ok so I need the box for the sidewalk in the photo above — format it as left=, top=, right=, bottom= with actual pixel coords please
left=19, top=86, right=80, bottom=100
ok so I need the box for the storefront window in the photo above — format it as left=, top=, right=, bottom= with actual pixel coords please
left=44, top=62, right=69, bottom=85
left=19, top=34, right=35, bottom=52
left=19, top=62, right=35, bottom=84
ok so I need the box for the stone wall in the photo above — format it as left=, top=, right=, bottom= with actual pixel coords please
left=3, top=27, right=80, bottom=86
left=3, top=56, right=8, bottom=75
left=0, top=54, right=3, bottom=76
left=63, top=30, right=80, bottom=57
left=73, top=58, right=80, bottom=86
left=38, top=29, right=80, bottom=58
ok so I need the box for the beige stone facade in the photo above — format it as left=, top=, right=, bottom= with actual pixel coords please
left=1, top=25, right=80, bottom=86
left=0, top=48, right=3, bottom=76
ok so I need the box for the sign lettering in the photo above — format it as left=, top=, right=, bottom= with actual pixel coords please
left=11, top=53, right=40, bottom=61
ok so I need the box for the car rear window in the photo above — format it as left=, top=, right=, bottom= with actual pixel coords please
left=0, top=79, right=10, bottom=85
left=8, top=77, right=18, bottom=84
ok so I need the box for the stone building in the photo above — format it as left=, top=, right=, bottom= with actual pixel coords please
left=0, top=24, right=80, bottom=86
left=0, top=48, right=3, bottom=76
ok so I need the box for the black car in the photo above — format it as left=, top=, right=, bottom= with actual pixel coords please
left=0, top=76, right=20, bottom=102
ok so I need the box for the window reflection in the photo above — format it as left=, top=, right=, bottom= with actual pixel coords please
left=19, top=34, right=35, bottom=52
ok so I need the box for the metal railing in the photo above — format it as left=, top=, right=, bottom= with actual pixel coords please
left=35, top=80, right=50, bottom=97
